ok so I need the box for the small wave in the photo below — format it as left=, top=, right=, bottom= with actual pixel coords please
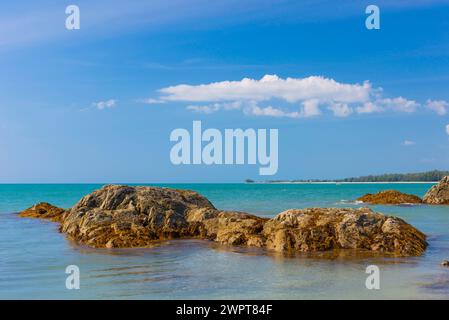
left=397, top=203, right=423, bottom=207
left=336, top=200, right=363, bottom=205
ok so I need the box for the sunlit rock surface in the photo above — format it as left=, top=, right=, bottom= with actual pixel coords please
left=357, top=190, right=423, bottom=205
left=423, top=176, right=449, bottom=204
left=20, top=185, right=428, bottom=256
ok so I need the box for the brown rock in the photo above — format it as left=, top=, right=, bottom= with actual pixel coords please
left=262, top=207, right=427, bottom=256
left=60, top=185, right=215, bottom=248
left=423, top=176, right=449, bottom=204
left=186, top=208, right=267, bottom=247
left=19, top=202, right=66, bottom=222
left=357, top=190, right=422, bottom=205
left=23, top=185, right=427, bottom=256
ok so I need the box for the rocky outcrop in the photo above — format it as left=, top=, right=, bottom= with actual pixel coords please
left=262, top=208, right=427, bottom=256
left=60, top=185, right=216, bottom=248
left=187, top=208, right=267, bottom=248
left=423, top=176, right=449, bottom=204
left=19, top=202, right=66, bottom=222
left=20, top=185, right=428, bottom=256
left=357, top=190, right=423, bottom=205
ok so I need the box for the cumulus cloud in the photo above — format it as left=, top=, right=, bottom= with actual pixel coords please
left=245, top=99, right=323, bottom=119
left=142, top=98, right=166, bottom=104
left=299, top=99, right=321, bottom=118
left=186, top=101, right=242, bottom=114
left=158, top=75, right=371, bottom=104
left=356, top=102, right=383, bottom=114
left=403, top=140, right=416, bottom=146
left=426, top=99, right=448, bottom=115
left=92, top=99, right=117, bottom=110
left=244, top=104, right=300, bottom=119
left=355, top=97, right=419, bottom=114
left=186, top=104, right=220, bottom=114
left=377, top=97, right=419, bottom=113
left=328, top=102, right=353, bottom=117
left=145, top=74, right=444, bottom=119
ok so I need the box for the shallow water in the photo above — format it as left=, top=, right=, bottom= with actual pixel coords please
left=1, top=183, right=449, bottom=299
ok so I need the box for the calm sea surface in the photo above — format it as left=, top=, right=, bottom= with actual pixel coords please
left=1, top=183, right=448, bottom=299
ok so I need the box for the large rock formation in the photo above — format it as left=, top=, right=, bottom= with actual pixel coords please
left=357, top=190, right=423, bottom=205
left=423, top=176, right=449, bottom=204
left=19, top=202, right=66, bottom=222
left=262, top=208, right=427, bottom=256
left=20, top=185, right=428, bottom=256
left=60, top=185, right=216, bottom=248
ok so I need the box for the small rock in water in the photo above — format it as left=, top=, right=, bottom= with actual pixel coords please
left=441, top=260, right=449, bottom=267
left=423, top=176, right=449, bottom=205
left=356, top=190, right=423, bottom=205
left=19, top=202, right=66, bottom=222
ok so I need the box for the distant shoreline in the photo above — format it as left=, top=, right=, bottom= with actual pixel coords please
left=259, top=181, right=438, bottom=184
left=250, top=170, right=448, bottom=185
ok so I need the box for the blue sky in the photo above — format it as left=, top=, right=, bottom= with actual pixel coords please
left=1, top=0, right=449, bottom=183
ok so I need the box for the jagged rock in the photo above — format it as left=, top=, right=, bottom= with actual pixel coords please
left=357, top=190, right=423, bottom=205
left=262, top=207, right=427, bottom=256
left=423, top=176, right=449, bottom=204
left=186, top=208, right=267, bottom=247
left=19, top=202, right=66, bottom=222
left=60, top=185, right=215, bottom=248
left=22, top=185, right=428, bottom=256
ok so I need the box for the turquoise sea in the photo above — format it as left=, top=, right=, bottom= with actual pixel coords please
left=1, top=183, right=448, bottom=299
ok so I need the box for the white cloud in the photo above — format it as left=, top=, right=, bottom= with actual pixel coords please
left=403, top=140, right=416, bottom=146
left=378, top=97, right=419, bottom=113
left=299, top=99, right=321, bottom=118
left=186, top=101, right=242, bottom=114
left=357, top=97, right=420, bottom=114
left=186, top=104, right=220, bottom=114
left=446, top=124, right=449, bottom=135
left=244, top=103, right=300, bottom=119
left=142, top=98, right=166, bottom=104
left=426, top=99, right=448, bottom=115
left=219, top=101, right=242, bottom=111
left=328, top=103, right=353, bottom=117
left=146, top=74, right=445, bottom=119
left=92, top=99, right=116, bottom=110
left=158, top=75, right=371, bottom=104
left=356, top=102, right=383, bottom=114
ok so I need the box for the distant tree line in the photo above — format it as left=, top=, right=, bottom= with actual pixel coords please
left=338, top=170, right=449, bottom=182
left=265, top=170, right=449, bottom=183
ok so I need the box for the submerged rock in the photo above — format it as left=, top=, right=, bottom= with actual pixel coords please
left=19, top=202, right=66, bottom=222
left=22, top=185, right=428, bottom=256
left=423, top=176, right=449, bottom=204
left=357, top=190, right=423, bottom=205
